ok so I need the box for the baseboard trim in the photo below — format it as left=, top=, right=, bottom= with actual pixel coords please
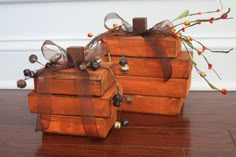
left=0, top=35, right=235, bottom=52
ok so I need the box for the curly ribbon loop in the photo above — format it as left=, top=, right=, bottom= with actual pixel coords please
left=41, top=40, right=69, bottom=64
left=104, top=12, right=133, bottom=32
left=36, top=42, right=99, bottom=138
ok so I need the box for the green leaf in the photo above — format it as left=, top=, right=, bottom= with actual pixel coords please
left=173, top=10, right=189, bottom=21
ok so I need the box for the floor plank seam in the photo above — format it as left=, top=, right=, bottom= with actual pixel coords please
left=182, top=148, right=186, bottom=157
left=228, top=129, right=236, bottom=146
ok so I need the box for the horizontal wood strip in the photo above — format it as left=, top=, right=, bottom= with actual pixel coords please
left=120, top=95, right=184, bottom=115
left=117, top=75, right=191, bottom=97
left=28, top=85, right=118, bottom=117
left=34, top=65, right=114, bottom=96
left=104, top=51, right=192, bottom=79
left=106, top=36, right=181, bottom=58
left=43, top=111, right=117, bottom=138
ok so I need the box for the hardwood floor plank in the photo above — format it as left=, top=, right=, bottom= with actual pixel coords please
left=0, top=143, right=184, bottom=157
left=119, top=112, right=236, bottom=129
left=228, top=129, right=236, bottom=147
left=184, top=148, right=236, bottom=157
left=0, top=94, right=28, bottom=105
left=40, top=128, right=234, bottom=149
left=183, top=92, right=236, bottom=114
left=1, top=126, right=233, bottom=149
left=0, top=89, right=30, bottom=96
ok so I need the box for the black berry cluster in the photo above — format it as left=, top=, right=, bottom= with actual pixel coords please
left=112, top=93, right=123, bottom=107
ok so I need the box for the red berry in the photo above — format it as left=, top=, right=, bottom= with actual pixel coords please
left=181, top=27, right=185, bottom=32
left=216, top=8, right=220, bottom=12
left=197, top=21, right=202, bottom=25
left=197, top=12, right=202, bottom=15
left=84, top=51, right=89, bottom=56
left=198, top=51, right=202, bottom=55
left=208, top=64, right=213, bottom=70
left=209, top=17, right=215, bottom=24
left=202, top=46, right=207, bottom=52
left=221, top=88, right=228, bottom=95
left=101, top=37, right=107, bottom=43
left=221, top=14, right=228, bottom=19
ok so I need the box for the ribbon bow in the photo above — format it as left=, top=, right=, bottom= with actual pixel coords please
left=36, top=12, right=175, bottom=137
left=87, top=12, right=174, bottom=81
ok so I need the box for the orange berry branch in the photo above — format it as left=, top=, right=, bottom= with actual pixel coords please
left=171, top=8, right=233, bottom=95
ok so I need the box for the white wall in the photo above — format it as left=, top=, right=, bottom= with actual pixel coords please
left=0, top=0, right=235, bottom=90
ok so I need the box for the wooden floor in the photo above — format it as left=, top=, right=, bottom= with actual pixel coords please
left=0, top=90, right=236, bottom=157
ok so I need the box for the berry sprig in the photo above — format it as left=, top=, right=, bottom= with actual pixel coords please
left=174, top=8, right=232, bottom=34
left=181, top=35, right=229, bottom=95
left=187, top=8, right=221, bottom=17
left=166, top=8, right=233, bottom=95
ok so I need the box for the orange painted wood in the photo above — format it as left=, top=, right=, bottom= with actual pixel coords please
left=120, top=95, right=184, bottom=115
left=34, top=63, right=114, bottom=96
left=117, top=75, right=191, bottom=98
left=104, top=51, right=192, bottom=79
left=42, top=111, right=117, bottom=138
left=106, top=35, right=181, bottom=58
left=28, top=85, right=119, bottom=118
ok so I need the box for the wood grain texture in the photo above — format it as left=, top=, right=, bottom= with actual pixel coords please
left=104, top=51, right=192, bottom=79
left=1, top=90, right=236, bottom=157
left=117, top=75, right=191, bottom=97
left=34, top=63, right=114, bottom=96
left=42, top=110, right=117, bottom=138
left=106, top=35, right=181, bottom=58
left=120, top=95, right=184, bottom=115
left=28, top=85, right=118, bottom=117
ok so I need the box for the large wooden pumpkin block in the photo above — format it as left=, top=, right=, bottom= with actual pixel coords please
left=34, top=63, right=114, bottom=96
left=42, top=111, right=117, bottom=138
left=106, top=35, right=181, bottom=58
left=28, top=85, right=119, bottom=118
left=120, top=95, right=184, bottom=115
left=104, top=51, right=192, bottom=79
